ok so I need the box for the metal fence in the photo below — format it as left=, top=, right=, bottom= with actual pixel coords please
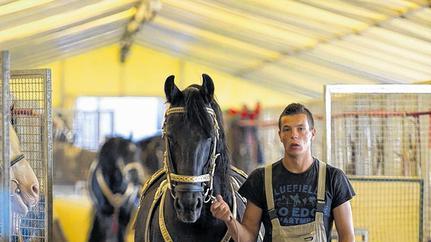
left=10, top=69, right=52, bottom=241
left=324, top=85, right=431, bottom=242
left=1, top=50, right=52, bottom=242
left=1, top=50, right=12, bottom=242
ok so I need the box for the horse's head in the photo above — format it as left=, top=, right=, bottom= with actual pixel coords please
left=9, top=125, right=40, bottom=215
left=164, top=74, right=229, bottom=223
left=98, top=137, right=143, bottom=192
left=92, top=137, right=146, bottom=214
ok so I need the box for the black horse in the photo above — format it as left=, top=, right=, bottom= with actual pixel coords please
left=88, top=137, right=145, bottom=242
left=134, top=74, right=259, bottom=242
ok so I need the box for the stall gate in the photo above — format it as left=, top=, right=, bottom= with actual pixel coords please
left=325, top=85, right=431, bottom=242
left=0, top=50, right=52, bottom=242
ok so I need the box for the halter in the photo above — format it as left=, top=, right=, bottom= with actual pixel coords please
left=163, top=106, right=220, bottom=203
left=89, top=160, right=144, bottom=209
left=10, top=154, right=25, bottom=167
left=10, top=154, right=26, bottom=195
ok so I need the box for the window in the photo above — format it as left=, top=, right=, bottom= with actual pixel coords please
left=74, top=96, right=164, bottom=150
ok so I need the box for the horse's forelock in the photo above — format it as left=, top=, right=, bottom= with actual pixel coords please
left=174, top=85, right=232, bottom=201
left=184, top=87, right=212, bottom=137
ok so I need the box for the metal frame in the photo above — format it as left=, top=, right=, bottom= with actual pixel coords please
left=324, top=84, right=431, bottom=242
left=1, top=50, right=12, bottom=241
left=45, top=69, right=53, bottom=242
left=9, top=69, right=53, bottom=241
left=348, top=176, right=424, bottom=242
left=323, top=84, right=431, bottom=164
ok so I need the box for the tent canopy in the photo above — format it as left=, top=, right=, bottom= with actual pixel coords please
left=1, top=0, right=431, bottom=98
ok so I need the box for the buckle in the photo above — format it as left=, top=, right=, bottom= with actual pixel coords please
left=316, top=200, right=325, bottom=213
left=268, top=209, right=277, bottom=219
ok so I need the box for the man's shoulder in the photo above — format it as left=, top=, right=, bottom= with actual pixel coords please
left=326, top=163, right=347, bottom=178
left=315, top=158, right=347, bottom=177
left=248, top=165, right=264, bottom=179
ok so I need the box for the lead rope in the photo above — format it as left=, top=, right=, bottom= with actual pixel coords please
left=219, top=181, right=237, bottom=242
left=203, top=135, right=219, bottom=203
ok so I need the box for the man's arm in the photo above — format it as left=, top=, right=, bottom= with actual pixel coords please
left=211, top=195, right=262, bottom=242
left=333, top=201, right=354, bottom=242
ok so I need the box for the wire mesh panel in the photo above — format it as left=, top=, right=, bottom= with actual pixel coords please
left=9, top=69, right=52, bottom=242
left=304, top=101, right=324, bottom=160
left=350, top=177, right=423, bottom=242
left=0, top=51, right=13, bottom=241
left=325, top=85, right=431, bottom=242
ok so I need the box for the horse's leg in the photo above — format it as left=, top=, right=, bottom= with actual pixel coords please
left=118, top=208, right=130, bottom=242
left=118, top=223, right=127, bottom=242
left=88, top=213, right=106, bottom=242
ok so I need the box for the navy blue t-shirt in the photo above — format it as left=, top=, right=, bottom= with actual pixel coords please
left=238, top=158, right=355, bottom=242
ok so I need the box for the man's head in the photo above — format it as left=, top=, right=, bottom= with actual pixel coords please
left=278, top=103, right=314, bottom=130
left=278, top=103, right=315, bottom=159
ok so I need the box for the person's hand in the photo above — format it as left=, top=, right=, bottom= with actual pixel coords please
left=210, top=195, right=233, bottom=223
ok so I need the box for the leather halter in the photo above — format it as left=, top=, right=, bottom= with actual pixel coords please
left=163, top=106, right=220, bottom=203
left=10, top=154, right=26, bottom=195
left=10, top=154, right=25, bottom=167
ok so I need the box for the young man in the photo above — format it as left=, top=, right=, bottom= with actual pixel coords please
left=211, top=103, right=355, bottom=242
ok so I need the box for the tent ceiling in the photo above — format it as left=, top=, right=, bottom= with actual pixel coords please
left=1, top=0, right=431, bottom=98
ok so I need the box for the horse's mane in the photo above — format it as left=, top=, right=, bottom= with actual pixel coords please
left=182, top=85, right=232, bottom=201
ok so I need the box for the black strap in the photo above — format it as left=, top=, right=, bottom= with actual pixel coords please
left=316, top=200, right=326, bottom=213
left=11, top=154, right=25, bottom=167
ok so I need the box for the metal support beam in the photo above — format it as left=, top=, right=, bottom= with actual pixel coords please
left=119, top=0, right=161, bottom=63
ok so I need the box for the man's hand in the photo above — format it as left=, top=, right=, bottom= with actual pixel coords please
left=210, top=195, right=233, bottom=223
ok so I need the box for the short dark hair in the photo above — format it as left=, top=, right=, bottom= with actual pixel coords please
left=278, top=103, right=314, bottom=130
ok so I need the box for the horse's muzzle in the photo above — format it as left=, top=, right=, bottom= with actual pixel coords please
left=174, top=190, right=203, bottom=223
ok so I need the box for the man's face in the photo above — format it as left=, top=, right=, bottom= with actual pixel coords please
left=278, top=113, right=315, bottom=158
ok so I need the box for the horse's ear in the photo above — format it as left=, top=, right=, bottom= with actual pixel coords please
left=201, top=74, right=214, bottom=99
left=164, top=75, right=182, bottom=103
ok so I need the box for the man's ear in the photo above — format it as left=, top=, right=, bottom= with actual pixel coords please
left=311, top=128, right=316, bottom=141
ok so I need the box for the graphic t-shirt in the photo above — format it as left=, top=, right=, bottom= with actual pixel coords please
left=238, top=158, right=355, bottom=242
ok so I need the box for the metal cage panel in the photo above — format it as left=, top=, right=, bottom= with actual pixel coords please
left=0, top=51, right=12, bottom=241
left=325, top=85, right=431, bottom=242
left=9, top=69, right=52, bottom=242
